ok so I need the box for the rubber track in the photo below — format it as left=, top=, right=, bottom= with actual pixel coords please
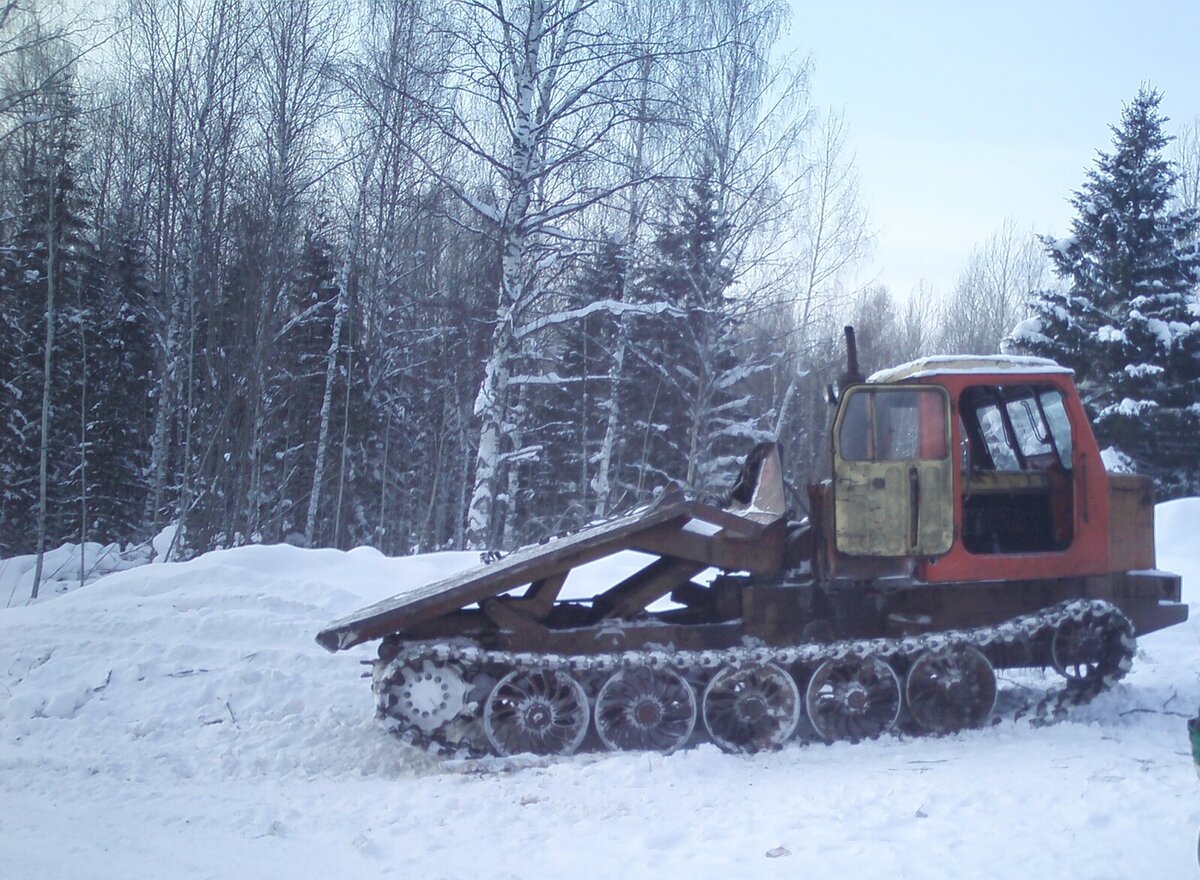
left=372, top=598, right=1136, bottom=760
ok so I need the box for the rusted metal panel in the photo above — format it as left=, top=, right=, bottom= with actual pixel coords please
left=918, top=371, right=1112, bottom=584
left=834, top=461, right=907, bottom=555
left=1084, top=571, right=1184, bottom=634
left=504, top=619, right=748, bottom=654
left=316, top=499, right=690, bottom=651
left=914, top=460, right=954, bottom=552
left=726, top=442, right=786, bottom=523
left=739, top=584, right=811, bottom=643
left=481, top=598, right=551, bottom=646
left=832, top=385, right=953, bottom=557
left=509, top=571, right=568, bottom=619
left=682, top=500, right=774, bottom=537
left=1107, top=474, right=1156, bottom=571
left=598, top=557, right=706, bottom=619
left=630, top=517, right=784, bottom=574
left=966, top=471, right=1048, bottom=494
left=881, top=571, right=1186, bottom=641
left=833, top=461, right=953, bottom=557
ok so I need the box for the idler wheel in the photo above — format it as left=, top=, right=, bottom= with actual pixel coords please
left=905, top=643, right=997, bottom=734
left=805, top=653, right=902, bottom=743
left=1051, top=612, right=1115, bottom=683
left=701, top=662, right=801, bottom=753
left=594, top=667, right=697, bottom=753
left=483, top=668, right=589, bottom=757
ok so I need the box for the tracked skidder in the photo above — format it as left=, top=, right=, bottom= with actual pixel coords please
left=318, top=328, right=1186, bottom=758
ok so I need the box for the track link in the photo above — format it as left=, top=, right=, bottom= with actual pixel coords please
left=372, top=599, right=1136, bottom=760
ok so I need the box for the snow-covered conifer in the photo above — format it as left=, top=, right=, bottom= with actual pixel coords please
left=629, top=165, right=768, bottom=499
left=1007, top=88, right=1200, bottom=496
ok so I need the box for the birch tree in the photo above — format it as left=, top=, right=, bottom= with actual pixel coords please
left=332, top=0, right=463, bottom=553
left=685, top=0, right=810, bottom=296
left=0, top=11, right=156, bottom=574
left=30, top=112, right=58, bottom=599
left=1174, top=116, right=1200, bottom=235
left=130, top=0, right=256, bottom=551
left=612, top=0, right=811, bottom=499
left=0, top=26, right=84, bottom=595
left=412, top=0, right=684, bottom=548
left=0, top=3, right=98, bottom=146
left=940, top=220, right=1047, bottom=355
left=586, top=0, right=693, bottom=517
left=789, top=110, right=868, bottom=345
left=239, top=0, right=343, bottom=541
left=769, top=108, right=867, bottom=486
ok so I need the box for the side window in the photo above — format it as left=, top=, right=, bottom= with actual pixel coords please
left=1038, top=389, right=1073, bottom=467
left=959, top=382, right=1076, bottom=556
left=876, top=393, right=920, bottom=460
left=975, top=401, right=1019, bottom=470
left=965, top=385, right=1068, bottom=471
left=1006, top=397, right=1055, bottom=460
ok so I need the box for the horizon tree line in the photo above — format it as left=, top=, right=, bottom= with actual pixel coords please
left=1, top=2, right=1196, bottom=594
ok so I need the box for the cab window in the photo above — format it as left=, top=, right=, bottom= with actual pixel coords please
left=959, top=383, right=1074, bottom=555
left=1038, top=389, right=1073, bottom=465
left=838, top=387, right=948, bottom=462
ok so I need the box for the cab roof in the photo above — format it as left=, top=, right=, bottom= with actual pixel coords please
left=867, top=355, right=1073, bottom=384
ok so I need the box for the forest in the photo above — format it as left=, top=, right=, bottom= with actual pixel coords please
left=2, top=0, right=1198, bottom=580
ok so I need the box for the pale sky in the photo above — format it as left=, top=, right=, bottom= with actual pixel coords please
left=788, top=0, right=1200, bottom=301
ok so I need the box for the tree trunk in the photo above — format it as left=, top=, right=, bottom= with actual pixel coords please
left=305, top=126, right=384, bottom=547
left=466, top=318, right=512, bottom=549
left=592, top=320, right=626, bottom=515
left=378, top=405, right=392, bottom=551
left=774, top=372, right=801, bottom=440
left=303, top=290, right=346, bottom=546
left=32, top=176, right=58, bottom=601
left=333, top=324, right=354, bottom=547
left=78, top=276, right=88, bottom=589
left=592, top=65, right=650, bottom=516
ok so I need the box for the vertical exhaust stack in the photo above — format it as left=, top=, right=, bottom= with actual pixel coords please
left=840, top=325, right=865, bottom=391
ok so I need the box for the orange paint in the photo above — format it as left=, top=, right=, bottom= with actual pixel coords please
left=911, top=372, right=1112, bottom=583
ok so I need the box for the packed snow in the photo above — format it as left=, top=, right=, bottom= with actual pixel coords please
left=867, top=354, right=1071, bottom=384
left=2, top=501, right=1200, bottom=879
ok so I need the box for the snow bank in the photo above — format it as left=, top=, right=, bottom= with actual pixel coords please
left=1, top=507, right=1199, bottom=879
left=0, top=540, right=153, bottom=607
left=1158, top=497, right=1200, bottom=602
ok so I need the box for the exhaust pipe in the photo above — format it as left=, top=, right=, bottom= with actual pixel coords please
left=826, top=326, right=865, bottom=406
left=840, top=325, right=864, bottom=389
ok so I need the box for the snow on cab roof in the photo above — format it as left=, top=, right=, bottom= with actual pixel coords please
left=868, top=355, right=1073, bottom=384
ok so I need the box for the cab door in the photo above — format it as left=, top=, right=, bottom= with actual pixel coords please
left=833, top=385, right=953, bottom=557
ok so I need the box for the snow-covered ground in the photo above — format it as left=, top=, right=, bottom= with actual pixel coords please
left=2, top=500, right=1199, bottom=879
left=0, top=538, right=156, bottom=607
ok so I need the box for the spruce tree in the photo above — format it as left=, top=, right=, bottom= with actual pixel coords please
left=526, top=237, right=626, bottom=536
left=0, top=69, right=101, bottom=557
left=272, top=224, right=342, bottom=542
left=1008, top=88, right=1200, bottom=496
left=87, top=231, right=156, bottom=541
left=0, top=193, right=42, bottom=556
left=630, top=166, right=766, bottom=499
